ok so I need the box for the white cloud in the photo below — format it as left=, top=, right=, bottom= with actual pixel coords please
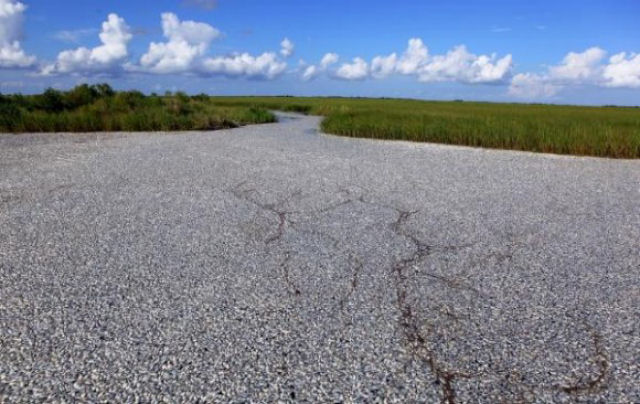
left=396, top=38, right=429, bottom=75
left=549, top=47, right=606, bottom=81
left=371, top=53, right=397, bottom=78
left=472, top=53, right=514, bottom=83
left=321, top=39, right=512, bottom=84
left=302, top=65, right=318, bottom=81
left=320, top=52, right=339, bottom=69
left=123, top=12, right=289, bottom=80
left=603, top=52, right=640, bottom=88
left=334, top=57, right=369, bottom=80
left=280, top=38, right=294, bottom=57
left=42, top=13, right=131, bottom=75
left=139, top=13, right=220, bottom=74
left=201, top=52, right=286, bottom=79
left=311, top=39, right=511, bottom=84
left=509, top=47, right=640, bottom=98
left=301, top=52, right=339, bottom=81
left=417, top=45, right=513, bottom=84
left=0, top=0, right=35, bottom=68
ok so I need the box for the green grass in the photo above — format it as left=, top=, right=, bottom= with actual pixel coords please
left=0, top=85, right=275, bottom=133
left=208, top=97, right=640, bottom=159
left=2, top=88, right=638, bottom=158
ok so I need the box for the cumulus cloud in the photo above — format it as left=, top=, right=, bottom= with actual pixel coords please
left=395, top=38, right=429, bottom=75
left=417, top=45, right=513, bottom=84
left=320, top=53, right=339, bottom=69
left=392, top=39, right=513, bottom=84
left=133, top=13, right=286, bottom=79
left=509, top=47, right=640, bottom=98
left=549, top=47, right=606, bottom=81
left=314, top=38, right=512, bottom=84
left=301, top=52, right=339, bottom=81
left=0, top=0, right=36, bottom=68
left=509, top=47, right=608, bottom=98
left=139, top=13, right=220, bottom=74
left=603, top=52, right=640, bottom=88
left=334, top=57, right=369, bottom=80
left=280, top=38, right=294, bottom=57
left=201, top=52, right=286, bottom=79
left=371, top=53, right=397, bottom=78
left=42, top=13, right=132, bottom=75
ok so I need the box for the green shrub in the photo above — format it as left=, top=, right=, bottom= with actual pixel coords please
left=38, top=88, right=65, bottom=113
left=0, top=88, right=276, bottom=134
left=64, top=84, right=98, bottom=109
left=92, top=83, right=115, bottom=98
left=0, top=102, right=22, bottom=131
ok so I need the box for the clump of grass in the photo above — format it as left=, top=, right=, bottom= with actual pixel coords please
left=208, top=96, right=640, bottom=159
left=0, top=85, right=276, bottom=133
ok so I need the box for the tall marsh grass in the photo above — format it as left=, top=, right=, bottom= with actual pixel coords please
left=210, top=97, right=640, bottom=159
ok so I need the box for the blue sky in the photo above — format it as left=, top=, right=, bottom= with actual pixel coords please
left=1, top=0, right=639, bottom=105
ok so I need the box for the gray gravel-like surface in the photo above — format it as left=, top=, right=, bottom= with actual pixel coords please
left=1, top=113, right=639, bottom=402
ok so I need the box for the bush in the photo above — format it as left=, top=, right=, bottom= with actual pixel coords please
left=39, top=88, right=65, bottom=112
left=112, top=91, right=145, bottom=112
left=0, top=101, right=22, bottom=131
left=92, top=83, right=115, bottom=98
left=65, top=84, right=98, bottom=110
left=0, top=87, right=277, bottom=134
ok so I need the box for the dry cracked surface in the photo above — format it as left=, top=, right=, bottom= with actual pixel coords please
left=1, top=113, right=639, bottom=402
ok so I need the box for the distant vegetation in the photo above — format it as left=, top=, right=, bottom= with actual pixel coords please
left=1, top=88, right=638, bottom=158
left=0, top=84, right=275, bottom=133
left=210, top=97, right=640, bottom=159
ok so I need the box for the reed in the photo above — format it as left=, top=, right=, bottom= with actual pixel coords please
left=209, top=97, right=640, bottom=159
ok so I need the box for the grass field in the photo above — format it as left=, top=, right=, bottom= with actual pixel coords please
left=1, top=88, right=638, bottom=158
left=0, top=85, right=275, bottom=133
left=208, top=97, right=640, bottom=159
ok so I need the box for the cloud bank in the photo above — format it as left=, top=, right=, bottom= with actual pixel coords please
left=5, top=2, right=640, bottom=99
left=509, top=47, right=640, bottom=98
left=39, top=11, right=288, bottom=80
left=304, top=38, right=513, bottom=85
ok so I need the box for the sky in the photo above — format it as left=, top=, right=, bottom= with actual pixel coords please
left=1, top=0, right=639, bottom=105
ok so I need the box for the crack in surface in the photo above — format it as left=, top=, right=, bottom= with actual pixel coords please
left=389, top=209, right=471, bottom=404
left=265, top=211, right=289, bottom=245
left=229, top=182, right=297, bottom=245
left=387, top=206, right=612, bottom=403
left=227, top=182, right=612, bottom=402
left=229, top=182, right=367, bottom=311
